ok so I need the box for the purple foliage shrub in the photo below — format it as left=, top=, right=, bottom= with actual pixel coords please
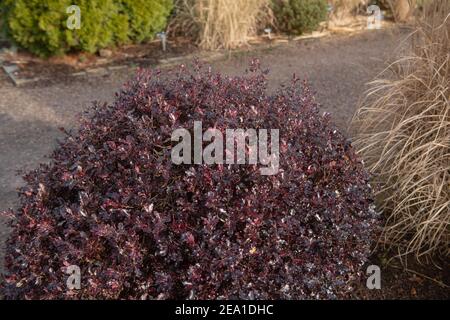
left=1, top=62, right=379, bottom=299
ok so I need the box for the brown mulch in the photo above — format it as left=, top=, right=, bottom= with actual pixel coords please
left=355, top=252, right=450, bottom=300
left=1, top=37, right=198, bottom=81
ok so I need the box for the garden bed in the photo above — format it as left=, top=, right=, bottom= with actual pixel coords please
left=0, top=14, right=396, bottom=86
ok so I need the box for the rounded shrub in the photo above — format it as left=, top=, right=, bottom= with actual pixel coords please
left=272, top=0, right=328, bottom=35
left=0, top=0, right=173, bottom=57
left=0, top=62, right=379, bottom=299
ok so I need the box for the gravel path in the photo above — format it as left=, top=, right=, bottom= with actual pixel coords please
left=0, top=28, right=408, bottom=276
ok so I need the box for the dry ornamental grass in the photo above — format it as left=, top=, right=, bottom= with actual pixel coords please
left=351, top=0, right=450, bottom=260
left=168, top=0, right=273, bottom=50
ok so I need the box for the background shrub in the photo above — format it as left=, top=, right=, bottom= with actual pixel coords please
left=272, top=0, right=328, bottom=35
left=0, top=0, right=173, bottom=57
left=328, top=0, right=369, bottom=21
left=1, top=62, right=379, bottom=299
left=120, top=0, right=173, bottom=43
